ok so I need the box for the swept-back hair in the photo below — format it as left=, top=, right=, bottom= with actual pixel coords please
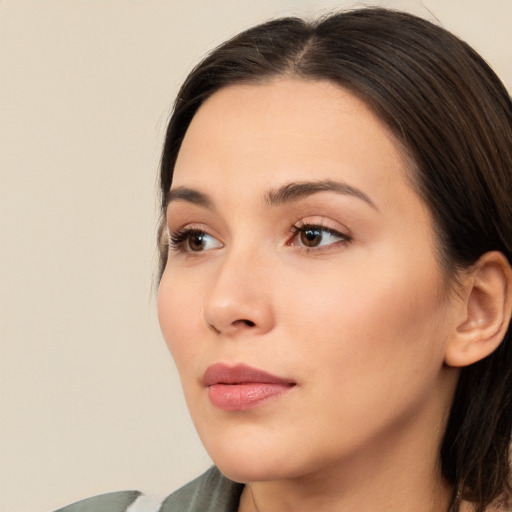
left=159, top=8, right=512, bottom=511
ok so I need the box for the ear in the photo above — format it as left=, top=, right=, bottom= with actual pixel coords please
left=444, top=251, right=512, bottom=367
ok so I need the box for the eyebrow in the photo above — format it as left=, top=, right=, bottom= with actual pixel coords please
left=164, top=187, right=213, bottom=210
left=164, top=179, right=377, bottom=211
left=265, top=180, right=377, bottom=210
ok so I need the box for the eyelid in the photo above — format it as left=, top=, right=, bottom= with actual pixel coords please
left=287, top=218, right=352, bottom=250
left=167, top=221, right=214, bottom=238
left=167, top=223, right=223, bottom=253
left=290, top=216, right=351, bottom=237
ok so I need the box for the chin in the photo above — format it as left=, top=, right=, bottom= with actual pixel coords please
left=203, top=440, right=282, bottom=482
left=201, top=431, right=319, bottom=484
left=214, top=457, right=293, bottom=484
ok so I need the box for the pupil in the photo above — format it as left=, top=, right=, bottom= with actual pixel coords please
left=301, top=228, right=322, bottom=247
left=189, top=233, right=205, bottom=251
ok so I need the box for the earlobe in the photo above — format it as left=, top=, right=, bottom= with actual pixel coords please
left=444, top=251, right=512, bottom=368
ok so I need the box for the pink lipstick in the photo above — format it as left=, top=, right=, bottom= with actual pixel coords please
left=203, top=363, right=295, bottom=411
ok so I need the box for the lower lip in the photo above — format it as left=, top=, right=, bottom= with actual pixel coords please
left=207, top=383, right=294, bottom=411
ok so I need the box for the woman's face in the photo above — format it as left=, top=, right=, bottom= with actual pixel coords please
left=158, top=79, right=462, bottom=483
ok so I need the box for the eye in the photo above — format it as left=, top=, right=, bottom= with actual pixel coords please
left=169, top=228, right=223, bottom=253
left=289, top=223, right=351, bottom=249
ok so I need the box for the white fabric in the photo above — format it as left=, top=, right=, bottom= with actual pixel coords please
left=126, top=494, right=166, bottom=512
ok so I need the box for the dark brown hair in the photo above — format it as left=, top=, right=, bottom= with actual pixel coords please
left=158, top=8, right=512, bottom=511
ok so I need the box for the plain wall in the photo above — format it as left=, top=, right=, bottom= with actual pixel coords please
left=1, top=1, right=511, bottom=511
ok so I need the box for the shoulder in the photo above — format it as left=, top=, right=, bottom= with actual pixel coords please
left=52, top=467, right=243, bottom=512
left=159, top=466, right=244, bottom=512
left=53, top=490, right=142, bottom=512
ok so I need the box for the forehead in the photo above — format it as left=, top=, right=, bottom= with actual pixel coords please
left=172, top=79, right=412, bottom=213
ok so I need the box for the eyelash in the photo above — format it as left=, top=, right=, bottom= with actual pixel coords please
left=289, top=222, right=352, bottom=251
left=167, top=223, right=352, bottom=254
left=168, top=227, right=210, bottom=251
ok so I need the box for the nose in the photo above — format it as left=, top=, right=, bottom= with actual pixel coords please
left=203, top=248, right=275, bottom=337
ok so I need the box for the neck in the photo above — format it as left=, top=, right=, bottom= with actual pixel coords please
left=238, top=371, right=458, bottom=512
left=239, top=447, right=453, bottom=512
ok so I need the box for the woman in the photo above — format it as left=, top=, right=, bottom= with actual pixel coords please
left=56, top=7, right=512, bottom=512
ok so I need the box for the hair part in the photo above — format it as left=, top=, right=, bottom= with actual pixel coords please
left=159, top=8, right=512, bottom=511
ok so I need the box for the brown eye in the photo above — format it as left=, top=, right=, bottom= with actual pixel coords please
left=188, top=232, right=207, bottom=251
left=300, top=227, right=323, bottom=247
left=291, top=224, right=351, bottom=250
left=169, top=228, right=223, bottom=253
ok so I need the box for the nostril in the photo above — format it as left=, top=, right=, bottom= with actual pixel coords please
left=209, top=319, right=256, bottom=333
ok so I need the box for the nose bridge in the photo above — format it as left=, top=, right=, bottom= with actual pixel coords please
left=203, top=240, right=274, bottom=336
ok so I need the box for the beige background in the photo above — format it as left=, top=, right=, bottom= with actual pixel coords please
left=1, top=1, right=511, bottom=511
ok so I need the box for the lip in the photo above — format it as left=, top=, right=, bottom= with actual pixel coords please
left=203, top=363, right=296, bottom=411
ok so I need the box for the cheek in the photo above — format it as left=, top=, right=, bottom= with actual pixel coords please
left=280, top=254, right=448, bottom=394
left=157, top=269, right=205, bottom=375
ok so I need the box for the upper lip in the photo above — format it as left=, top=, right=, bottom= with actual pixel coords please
left=203, top=363, right=295, bottom=386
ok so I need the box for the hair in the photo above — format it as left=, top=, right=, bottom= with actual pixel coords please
left=158, top=8, right=512, bottom=511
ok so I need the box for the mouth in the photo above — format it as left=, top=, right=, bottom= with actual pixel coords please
left=203, top=363, right=296, bottom=411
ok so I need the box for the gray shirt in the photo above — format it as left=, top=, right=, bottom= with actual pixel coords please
left=53, top=467, right=243, bottom=512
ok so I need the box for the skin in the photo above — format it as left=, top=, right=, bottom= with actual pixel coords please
left=157, top=79, right=470, bottom=511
